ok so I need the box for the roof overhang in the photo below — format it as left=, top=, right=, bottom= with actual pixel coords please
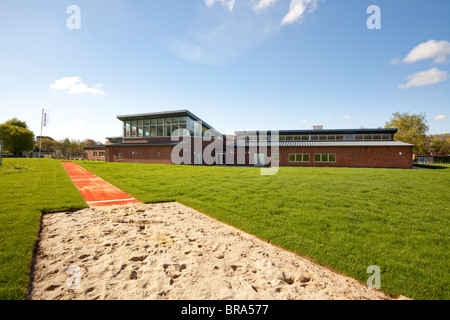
left=234, top=128, right=399, bottom=135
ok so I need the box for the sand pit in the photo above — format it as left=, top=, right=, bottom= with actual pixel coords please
left=29, top=202, right=400, bottom=300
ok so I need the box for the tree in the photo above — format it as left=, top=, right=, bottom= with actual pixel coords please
left=35, top=137, right=61, bottom=153
left=385, top=112, right=430, bottom=154
left=430, top=134, right=450, bottom=155
left=58, top=138, right=71, bottom=155
left=0, top=118, right=35, bottom=155
left=83, top=139, right=101, bottom=147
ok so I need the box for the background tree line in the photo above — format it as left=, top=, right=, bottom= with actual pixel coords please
left=1, top=114, right=449, bottom=156
left=385, top=111, right=450, bottom=155
left=0, top=118, right=102, bottom=156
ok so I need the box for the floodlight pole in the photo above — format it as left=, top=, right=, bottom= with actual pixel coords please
left=39, top=108, right=44, bottom=162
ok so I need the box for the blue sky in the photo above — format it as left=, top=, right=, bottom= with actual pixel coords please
left=0, top=0, right=449, bottom=142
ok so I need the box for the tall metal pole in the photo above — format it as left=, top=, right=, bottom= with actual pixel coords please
left=39, top=108, right=44, bottom=162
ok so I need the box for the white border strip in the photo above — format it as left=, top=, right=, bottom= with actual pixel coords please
left=86, top=198, right=136, bottom=204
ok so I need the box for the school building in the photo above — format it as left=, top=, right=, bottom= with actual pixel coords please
left=84, top=110, right=414, bottom=169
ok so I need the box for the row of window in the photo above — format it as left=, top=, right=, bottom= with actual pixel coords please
left=93, top=152, right=105, bottom=157
left=239, top=134, right=392, bottom=141
left=288, top=153, right=336, bottom=163
left=123, top=117, right=216, bottom=138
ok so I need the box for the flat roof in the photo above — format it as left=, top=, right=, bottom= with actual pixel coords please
left=116, top=109, right=220, bottom=133
left=235, top=128, right=399, bottom=135
left=106, top=141, right=181, bottom=147
left=230, top=140, right=414, bottom=147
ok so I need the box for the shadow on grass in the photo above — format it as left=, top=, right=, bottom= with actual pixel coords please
left=413, top=164, right=450, bottom=170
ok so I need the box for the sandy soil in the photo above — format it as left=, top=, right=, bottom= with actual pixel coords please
left=29, top=202, right=404, bottom=300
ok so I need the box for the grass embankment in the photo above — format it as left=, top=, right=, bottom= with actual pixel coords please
left=78, top=161, right=449, bottom=300
left=0, top=159, right=87, bottom=299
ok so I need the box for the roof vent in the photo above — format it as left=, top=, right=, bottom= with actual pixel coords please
left=312, top=125, right=324, bottom=130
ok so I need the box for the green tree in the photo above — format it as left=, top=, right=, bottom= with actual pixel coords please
left=58, top=138, right=71, bottom=155
left=385, top=112, right=430, bottom=154
left=430, top=135, right=450, bottom=155
left=35, top=137, right=61, bottom=153
left=0, top=118, right=35, bottom=155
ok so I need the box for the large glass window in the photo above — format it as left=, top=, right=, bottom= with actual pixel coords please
left=382, top=134, right=391, bottom=140
left=131, top=121, right=137, bottom=137
left=122, top=116, right=208, bottom=138
left=144, top=126, right=150, bottom=137
left=137, top=120, right=143, bottom=137
left=289, top=154, right=310, bottom=162
left=364, top=134, right=373, bottom=140
left=314, top=154, right=336, bottom=162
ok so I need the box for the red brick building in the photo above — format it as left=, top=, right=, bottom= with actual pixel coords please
left=84, top=110, right=414, bottom=169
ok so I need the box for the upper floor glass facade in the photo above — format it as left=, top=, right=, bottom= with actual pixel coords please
left=123, top=116, right=215, bottom=138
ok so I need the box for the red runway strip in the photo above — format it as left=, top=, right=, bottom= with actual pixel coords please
left=61, top=162, right=141, bottom=207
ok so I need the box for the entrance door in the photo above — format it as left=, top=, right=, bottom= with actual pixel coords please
left=216, top=153, right=226, bottom=165
left=195, top=153, right=203, bottom=166
left=254, top=153, right=265, bottom=167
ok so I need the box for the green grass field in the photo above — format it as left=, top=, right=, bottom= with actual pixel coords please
left=0, top=159, right=448, bottom=300
left=77, top=161, right=450, bottom=300
left=0, top=159, right=87, bottom=300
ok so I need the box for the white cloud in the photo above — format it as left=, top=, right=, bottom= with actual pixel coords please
left=301, top=119, right=307, bottom=123
left=344, top=115, right=350, bottom=120
left=433, top=115, right=447, bottom=121
left=281, top=0, right=319, bottom=26
left=398, top=67, right=449, bottom=89
left=49, top=76, right=81, bottom=90
left=253, top=0, right=278, bottom=11
left=50, top=76, right=106, bottom=95
left=390, top=57, right=401, bottom=65
left=176, top=0, right=321, bottom=64
left=204, top=0, right=236, bottom=12
left=403, top=40, right=450, bottom=64
left=325, top=115, right=331, bottom=120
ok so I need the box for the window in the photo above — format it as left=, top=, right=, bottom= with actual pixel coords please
left=355, top=134, right=363, bottom=140
left=144, top=126, right=150, bottom=137
left=311, top=135, right=319, bottom=140
left=294, top=135, right=301, bottom=141
left=94, top=152, right=98, bottom=157
left=286, top=136, right=293, bottom=141
left=382, top=134, right=391, bottom=140
left=319, top=135, right=327, bottom=140
left=373, top=134, right=381, bottom=140
left=336, top=135, right=344, bottom=140
left=99, top=152, right=105, bottom=157
left=289, top=154, right=310, bottom=162
left=314, top=154, right=336, bottom=162
left=117, top=153, right=123, bottom=161
left=302, top=135, right=309, bottom=141
left=364, top=134, right=373, bottom=140
left=279, top=136, right=286, bottom=141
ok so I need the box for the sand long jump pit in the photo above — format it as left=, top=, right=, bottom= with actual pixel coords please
left=29, top=202, right=402, bottom=300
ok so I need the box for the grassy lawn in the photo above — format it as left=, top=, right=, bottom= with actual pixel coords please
left=77, top=161, right=450, bottom=300
left=0, top=159, right=87, bottom=300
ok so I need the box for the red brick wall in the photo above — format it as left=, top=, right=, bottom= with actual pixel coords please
left=122, top=137, right=181, bottom=144
left=84, top=148, right=107, bottom=161
left=106, top=145, right=173, bottom=164
left=112, top=137, right=227, bottom=165
left=225, top=146, right=413, bottom=169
